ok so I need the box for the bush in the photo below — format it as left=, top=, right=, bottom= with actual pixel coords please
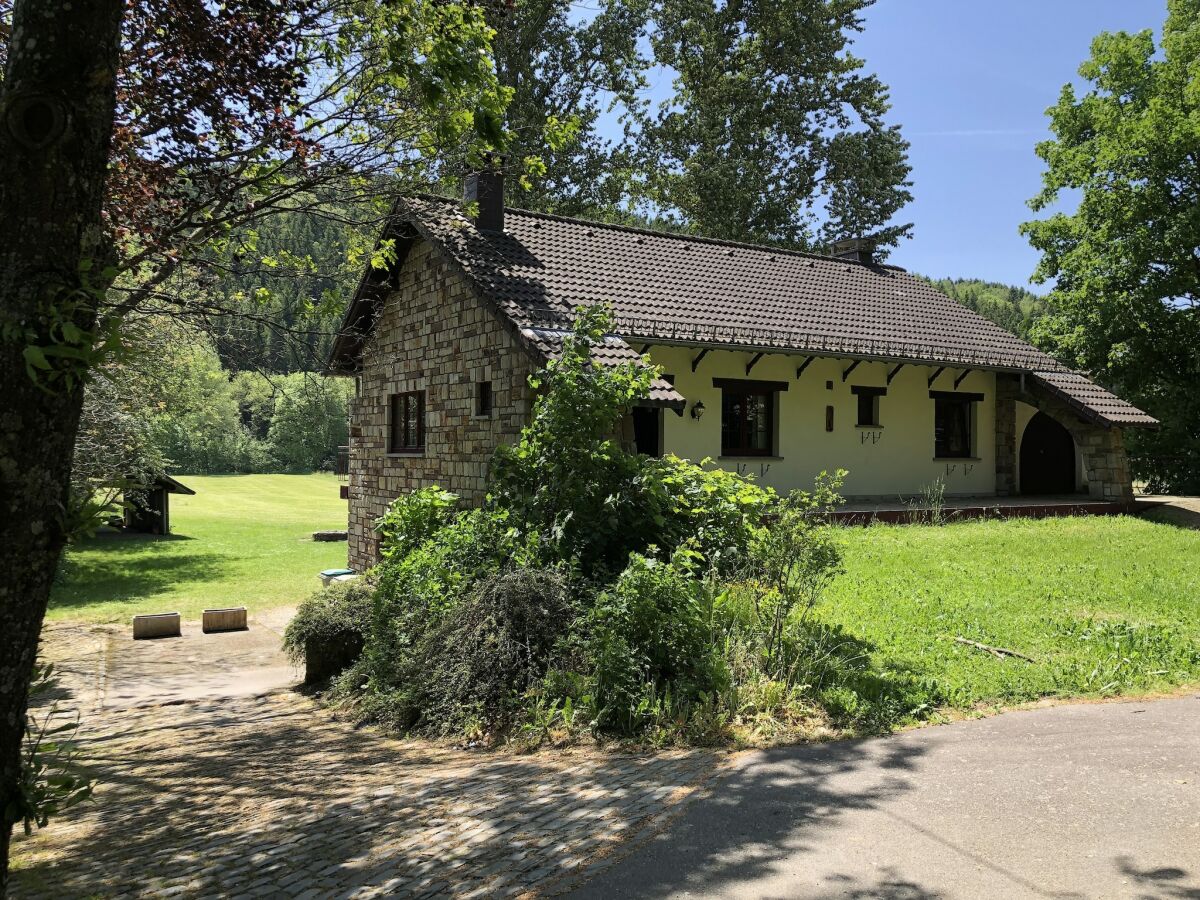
left=410, top=569, right=574, bottom=735
left=583, top=549, right=726, bottom=733
left=283, top=578, right=374, bottom=666
left=374, top=485, right=459, bottom=562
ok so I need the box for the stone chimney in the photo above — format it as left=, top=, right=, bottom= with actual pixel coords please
left=464, top=154, right=505, bottom=232
left=831, top=237, right=874, bottom=265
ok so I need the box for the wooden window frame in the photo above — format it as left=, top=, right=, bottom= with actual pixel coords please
left=851, top=385, right=886, bottom=427
left=713, top=378, right=786, bottom=457
left=388, top=390, right=425, bottom=453
left=930, top=390, right=982, bottom=459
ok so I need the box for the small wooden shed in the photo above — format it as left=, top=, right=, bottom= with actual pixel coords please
left=124, top=474, right=195, bottom=535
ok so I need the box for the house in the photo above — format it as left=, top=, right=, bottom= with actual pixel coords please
left=124, top=473, right=195, bottom=535
left=328, top=171, right=1156, bottom=570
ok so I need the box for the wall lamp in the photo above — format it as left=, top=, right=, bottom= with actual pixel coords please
left=690, top=401, right=706, bottom=420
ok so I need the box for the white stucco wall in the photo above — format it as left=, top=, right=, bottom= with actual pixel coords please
left=648, top=347, right=998, bottom=498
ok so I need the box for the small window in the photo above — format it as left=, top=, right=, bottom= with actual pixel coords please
left=388, top=391, right=424, bottom=452
left=932, top=391, right=980, bottom=458
left=475, top=381, right=493, bottom=417
left=852, top=386, right=886, bottom=427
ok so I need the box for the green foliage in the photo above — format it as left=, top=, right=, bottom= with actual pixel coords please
left=738, top=472, right=847, bottom=676
left=921, top=277, right=1051, bottom=340
left=583, top=549, right=726, bottom=733
left=373, top=486, right=459, bottom=562
left=490, top=304, right=658, bottom=574
left=10, top=663, right=94, bottom=836
left=1021, top=1, right=1200, bottom=492
left=406, top=569, right=574, bottom=735
left=641, top=0, right=911, bottom=253
left=283, top=579, right=375, bottom=666
left=635, top=455, right=775, bottom=574
left=266, top=376, right=353, bottom=472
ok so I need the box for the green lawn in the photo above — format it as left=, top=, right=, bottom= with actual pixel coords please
left=822, top=515, right=1200, bottom=709
left=51, top=478, right=1200, bottom=710
left=50, top=474, right=349, bottom=623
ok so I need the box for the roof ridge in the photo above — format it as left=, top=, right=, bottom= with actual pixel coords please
left=407, top=192, right=905, bottom=271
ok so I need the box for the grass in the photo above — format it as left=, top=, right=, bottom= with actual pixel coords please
left=821, top=514, right=1200, bottom=711
left=50, top=474, right=349, bottom=623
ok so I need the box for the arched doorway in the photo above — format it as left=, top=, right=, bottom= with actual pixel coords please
left=1020, top=412, right=1076, bottom=495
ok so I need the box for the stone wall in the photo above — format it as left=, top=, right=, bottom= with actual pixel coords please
left=994, top=373, right=1134, bottom=505
left=346, top=241, right=536, bottom=570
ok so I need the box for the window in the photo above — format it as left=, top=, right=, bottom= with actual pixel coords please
left=475, top=381, right=493, bottom=417
left=852, top=386, right=886, bottom=427
left=714, top=378, right=787, bottom=456
left=388, top=391, right=424, bottom=452
left=931, top=391, right=982, bottom=458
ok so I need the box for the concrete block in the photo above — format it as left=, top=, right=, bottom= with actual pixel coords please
left=311, top=530, right=348, bottom=542
left=202, top=607, right=248, bottom=633
left=133, top=612, right=181, bottom=640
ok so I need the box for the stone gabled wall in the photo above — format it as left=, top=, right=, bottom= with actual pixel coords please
left=995, top=373, right=1134, bottom=504
left=346, top=240, right=536, bottom=570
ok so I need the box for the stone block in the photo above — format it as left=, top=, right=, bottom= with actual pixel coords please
left=133, top=612, right=181, bottom=640
left=202, top=607, right=248, bottom=633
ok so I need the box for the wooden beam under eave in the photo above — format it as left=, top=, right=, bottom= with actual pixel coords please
left=927, top=366, right=946, bottom=388
left=887, top=363, right=905, bottom=385
left=745, top=352, right=765, bottom=376
left=795, top=357, right=815, bottom=379
left=639, top=343, right=652, bottom=354
left=954, top=369, right=973, bottom=389
left=841, top=359, right=861, bottom=382
left=691, top=348, right=710, bottom=373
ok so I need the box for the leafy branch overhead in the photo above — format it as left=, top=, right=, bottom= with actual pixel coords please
left=1021, top=0, right=1200, bottom=492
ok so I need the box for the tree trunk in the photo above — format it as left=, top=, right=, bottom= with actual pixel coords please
left=0, top=1, right=124, bottom=891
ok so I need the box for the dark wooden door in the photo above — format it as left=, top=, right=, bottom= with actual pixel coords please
left=632, top=407, right=662, bottom=457
left=1020, top=412, right=1076, bottom=495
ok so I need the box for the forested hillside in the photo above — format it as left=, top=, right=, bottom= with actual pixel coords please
left=922, top=276, right=1050, bottom=340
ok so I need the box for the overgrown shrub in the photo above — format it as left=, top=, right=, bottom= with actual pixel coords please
left=283, top=578, right=374, bottom=665
left=334, top=307, right=937, bottom=746
left=409, top=569, right=574, bottom=735
left=374, top=485, right=458, bottom=561
left=583, top=549, right=726, bottom=733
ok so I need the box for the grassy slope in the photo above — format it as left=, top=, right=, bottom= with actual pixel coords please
left=50, top=474, right=349, bottom=623
left=823, top=515, right=1200, bottom=708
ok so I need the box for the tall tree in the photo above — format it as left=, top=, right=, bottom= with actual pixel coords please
left=0, top=0, right=508, bottom=882
left=641, top=0, right=912, bottom=252
left=0, top=0, right=126, bottom=887
left=487, top=0, right=652, bottom=216
left=1021, top=0, right=1200, bottom=492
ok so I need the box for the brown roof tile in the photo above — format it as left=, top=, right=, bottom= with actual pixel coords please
left=330, top=195, right=1156, bottom=428
left=1030, top=371, right=1157, bottom=428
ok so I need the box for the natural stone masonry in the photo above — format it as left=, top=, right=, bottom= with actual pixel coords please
left=12, top=625, right=720, bottom=899
left=995, top=373, right=1134, bottom=504
left=347, top=240, right=536, bottom=570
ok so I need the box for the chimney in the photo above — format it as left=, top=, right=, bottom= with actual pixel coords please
left=464, top=153, right=505, bottom=232
left=831, top=237, right=874, bottom=265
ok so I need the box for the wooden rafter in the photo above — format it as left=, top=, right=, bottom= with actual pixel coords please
left=745, top=352, right=765, bottom=376
left=954, top=369, right=973, bottom=389
left=690, top=348, right=710, bottom=373
left=841, top=359, right=861, bottom=382
left=795, top=357, right=815, bottom=379
left=927, top=366, right=946, bottom=388
left=887, top=363, right=905, bottom=385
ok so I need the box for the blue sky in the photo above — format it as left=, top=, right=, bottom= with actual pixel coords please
left=852, top=0, right=1162, bottom=287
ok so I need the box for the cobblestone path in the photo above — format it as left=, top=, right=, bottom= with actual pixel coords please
left=10, top=623, right=723, bottom=899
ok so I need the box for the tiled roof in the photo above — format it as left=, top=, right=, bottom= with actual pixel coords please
left=521, top=327, right=685, bottom=409
left=329, top=194, right=1156, bottom=428
left=1030, top=371, right=1158, bottom=428
left=399, top=195, right=1065, bottom=371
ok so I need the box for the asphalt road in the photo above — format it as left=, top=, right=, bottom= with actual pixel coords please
left=565, top=694, right=1200, bottom=899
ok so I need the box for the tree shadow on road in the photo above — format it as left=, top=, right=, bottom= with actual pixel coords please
left=9, top=692, right=720, bottom=897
